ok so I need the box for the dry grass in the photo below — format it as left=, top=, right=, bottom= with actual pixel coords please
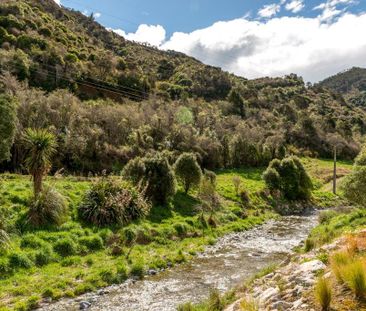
left=315, top=277, right=332, bottom=311
left=240, top=297, right=258, bottom=311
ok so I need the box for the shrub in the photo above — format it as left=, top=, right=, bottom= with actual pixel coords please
left=0, top=94, right=17, bottom=163
left=262, top=167, right=281, bottom=191
left=79, top=235, right=104, bottom=251
left=121, top=157, right=146, bottom=184
left=355, top=145, right=366, bottom=166
left=262, top=156, right=312, bottom=200
left=53, top=238, right=78, bottom=257
left=174, top=153, right=202, bottom=194
left=314, top=277, right=332, bottom=311
left=342, top=166, right=366, bottom=206
left=28, top=186, right=68, bottom=227
left=8, top=252, right=33, bottom=269
left=203, top=169, right=217, bottom=187
left=123, top=153, right=176, bottom=205
left=78, top=178, right=150, bottom=227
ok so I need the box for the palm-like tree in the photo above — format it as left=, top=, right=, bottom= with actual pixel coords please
left=24, top=129, right=57, bottom=197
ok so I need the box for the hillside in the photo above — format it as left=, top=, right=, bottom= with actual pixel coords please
left=0, top=0, right=234, bottom=101
left=0, top=0, right=366, bottom=174
left=317, top=67, right=366, bottom=107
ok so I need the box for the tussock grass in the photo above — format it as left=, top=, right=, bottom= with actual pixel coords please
left=240, top=297, right=258, bottom=311
left=342, top=260, right=366, bottom=299
left=330, top=250, right=352, bottom=283
left=315, top=277, right=332, bottom=311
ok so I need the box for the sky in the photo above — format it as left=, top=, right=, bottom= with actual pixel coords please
left=55, top=0, right=366, bottom=82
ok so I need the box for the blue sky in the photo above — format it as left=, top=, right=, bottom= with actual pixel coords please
left=56, top=0, right=366, bottom=81
left=60, top=0, right=363, bottom=36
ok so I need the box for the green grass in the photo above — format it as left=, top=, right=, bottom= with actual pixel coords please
left=0, top=172, right=271, bottom=310
left=0, top=158, right=352, bottom=310
left=306, top=209, right=366, bottom=251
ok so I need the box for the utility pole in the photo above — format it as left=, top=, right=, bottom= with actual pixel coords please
left=333, top=145, right=337, bottom=194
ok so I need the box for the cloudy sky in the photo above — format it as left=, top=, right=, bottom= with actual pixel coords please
left=57, top=0, right=366, bottom=82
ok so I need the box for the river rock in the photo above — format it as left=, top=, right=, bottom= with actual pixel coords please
left=79, top=301, right=91, bottom=310
left=259, top=287, right=279, bottom=304
left=148, top=269, right=157, bottom=275
left=298, top=260, right=326, bottom=274
left=271, top=300, right=293, bottom=309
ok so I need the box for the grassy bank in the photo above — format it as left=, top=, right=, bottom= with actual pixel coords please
left=0, top=158, right=351, bottom=310
left=0, top=172, right=273, bottom=310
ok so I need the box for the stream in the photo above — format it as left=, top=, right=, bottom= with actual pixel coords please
left=38, top=213, right=318, bottom=311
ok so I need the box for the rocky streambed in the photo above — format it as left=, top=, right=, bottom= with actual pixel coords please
left=37, top=213, right=318, bottom=311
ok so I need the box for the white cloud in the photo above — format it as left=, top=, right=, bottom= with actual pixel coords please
left=161, top=13, right=366, bottom=82
left=94, top=12, right=101, bottom=18
left=285, top=0, right=305, bottom=13
left=258, top=4, right=281, bottom=18
left=112, top=24, right=166, bottom=47
left=314, top=0, right=355, bottom=21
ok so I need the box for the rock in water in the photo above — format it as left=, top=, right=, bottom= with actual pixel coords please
left=79, top=301, right=91, bottom=310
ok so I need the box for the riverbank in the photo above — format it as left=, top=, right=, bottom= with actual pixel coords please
left=0, top=168, right=273, bottom=311
left=223, top=208, right=366, bottom=311
left=36, top=214, right=318, bottom=311
left=0, top=158, right=350, bottom=310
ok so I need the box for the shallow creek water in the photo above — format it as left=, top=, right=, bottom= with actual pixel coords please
left=39, top=213, right=318, bottom=311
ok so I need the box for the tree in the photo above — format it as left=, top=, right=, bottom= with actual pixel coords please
left=123, top=153, right=176, bottom=205
left=263, top=156, right=312, bottom=200
left=0, top=94, right=17, bottom=163
left=174, top=153, right=202, bottom=194
left=342, top=145, right=366, bottom=206
left=228, top=89, right=245, bottom=118
left=23, top=129, right=57, bottom=197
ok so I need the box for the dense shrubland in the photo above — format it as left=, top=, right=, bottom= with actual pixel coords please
left=0, top=0, right=365, bottom=176
left=0, top=76, right=363, bottom=175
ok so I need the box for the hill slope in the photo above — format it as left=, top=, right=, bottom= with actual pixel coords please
left=0, top=0, right=365, bottom=173
left=317, top=67, right=366, bottom=107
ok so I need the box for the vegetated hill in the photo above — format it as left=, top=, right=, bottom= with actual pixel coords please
left=0, top=0, right=234, bottom=101
left=0, top=0, right=365, bottom=174
left=317, top=67, right=366, bottom=107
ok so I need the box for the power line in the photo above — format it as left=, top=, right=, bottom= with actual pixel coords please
left=36, top=61, right=151, bottom=98
left=5, top=63, right=148, bottom=101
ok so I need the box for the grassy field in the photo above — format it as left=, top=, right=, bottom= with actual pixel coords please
left=0, top=158, right=352, bottom=310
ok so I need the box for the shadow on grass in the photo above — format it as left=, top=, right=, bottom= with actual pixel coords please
left=216, top=167, right=265, bottom=181
left=172, top=192, right=200, bottom=217
left=147, top=191, right=200, bottom=223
